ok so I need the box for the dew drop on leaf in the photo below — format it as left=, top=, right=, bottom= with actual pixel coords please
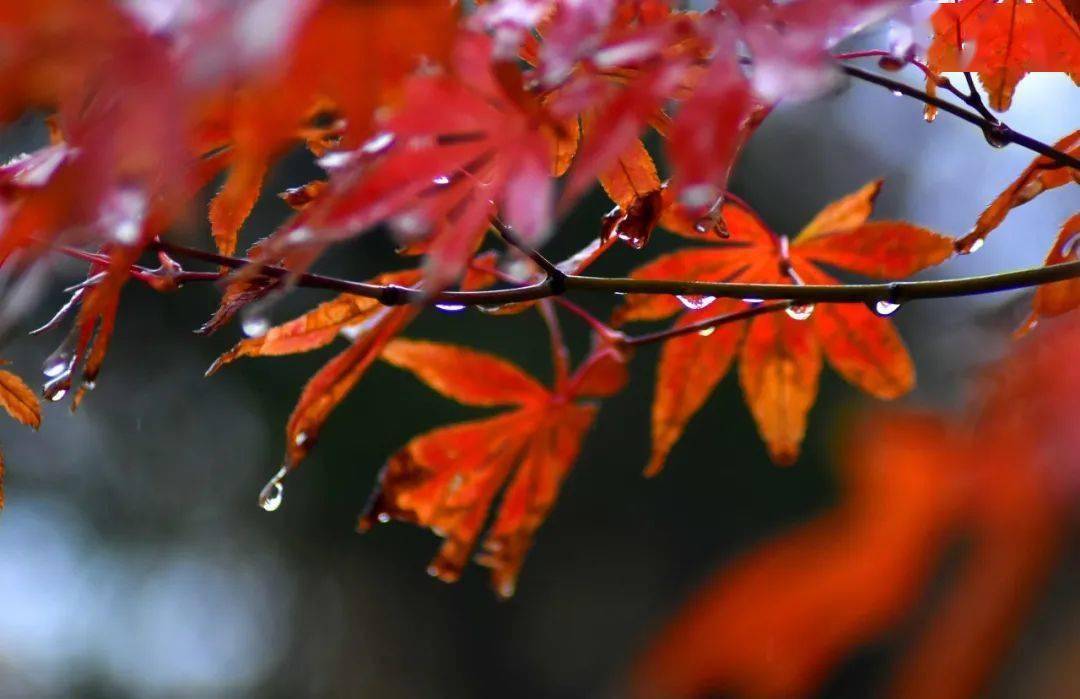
left=435, top=303, right=467, bottom=313
left=377, top=512, right=391, bottom=523
left=48, top=388, right=67, bottom=402
left=743, top=298, right=764, bottom=307
left=698, top=326, right=716, bottom=337
left=786, top=304, right=815, bottom=321
left=676, top=295, right=716, bottom=310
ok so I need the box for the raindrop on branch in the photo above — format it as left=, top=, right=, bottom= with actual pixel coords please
left=676, top=295, right=717, bottom=310
left=786, top=304, right=814, bottom=321
left=872, top=300, right=901, bottom=317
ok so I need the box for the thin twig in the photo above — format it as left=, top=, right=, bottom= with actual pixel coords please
left=622, top=302, right=790, bottom=347
left=838, top=63, right=1080, bottom=170
left=491, top=218, right=566, bottom=283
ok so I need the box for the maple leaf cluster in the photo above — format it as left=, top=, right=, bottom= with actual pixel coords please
left=0, top=0, right=1075, bottom=604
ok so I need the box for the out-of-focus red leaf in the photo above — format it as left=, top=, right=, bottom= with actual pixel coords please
left=632, top=412, right=964, bottom=699
left=668, top=29, right=753, bottom=219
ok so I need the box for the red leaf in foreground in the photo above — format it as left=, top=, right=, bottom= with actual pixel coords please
left=631, top=413, right=965, bottom=699
left=634, top=316, right=1080, bottom=699
left=359, top=339, right=624, bottom=597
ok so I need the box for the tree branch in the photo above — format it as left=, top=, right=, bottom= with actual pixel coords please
left=836, top=61, right=1080, bottom=171
left=140, top=239, right=1079, bottom=307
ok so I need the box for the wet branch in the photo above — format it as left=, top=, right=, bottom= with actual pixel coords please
left=835, top=59, right=1080, bottom=171
left=139, top=239, right=1079, bottom=308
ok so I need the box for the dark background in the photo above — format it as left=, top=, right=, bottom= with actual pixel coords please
left=0, top=60, right=1076, bottom=697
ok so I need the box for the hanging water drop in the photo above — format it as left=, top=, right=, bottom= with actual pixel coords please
left=676, top=295, right=716, bottom=311
left=698, top=326, right=716, bottom=337
left=48, top=388, right=67, bottom=402
left=786, top=304, right=814, bottom=321
left=377, top=512, right=391, bottom=524
left=983, top=123, right=1009, bottom=149
left=891, top=89, right=903, bottom=97
left=873, top=300, right=901, bottom=316
left=743, top=298, right=764, bottom=307
left=258, top=465, right=288, bottom=512
left=42, top=350, right=71, bottom=379
left=960, top=238, right=985, bottom=255
left=241, top=313, right=270, bottom=338
left=435, top=303, right=467, bottom=313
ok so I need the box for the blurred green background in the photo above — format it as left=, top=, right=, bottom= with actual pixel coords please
left=0, top=63, right=1076, bottom=697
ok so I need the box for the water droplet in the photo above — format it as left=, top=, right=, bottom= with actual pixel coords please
left=786, top=304, right=814, bottom=321
left=873, top=300, right=901, bottom=316
left=377, top=512, right=391, bottom=524
left=42, top=350, right=72, bottom=378
left=698, top=327, right=716, bottom=337
left=435, top=303, right=467, bottom=313
left=294, top=432, right=308, bottom=447
left=960, top=238, right=985, bottom=255
left=361, top=131, right=395, bottom=156
left=432, top=175, right=450, bottom=186
left=48, top=388, right=67, bottom=402
left=241, top=313, right=269, bottom=338
left=742, top=298, right=764, bottom=307
left=679, top=184, right=719, bottom=211
left=258, top=465, right=288, bottom=512
left=891, top=89, right=903, bottom=97
left=676, top=295, right=716, bottom=311
left=983, top=124, right=1009, bottom=149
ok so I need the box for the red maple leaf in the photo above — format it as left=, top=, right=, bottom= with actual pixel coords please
left=926, top=0, right=1080, bottom=113
left=358, top=339, right=627, bottom=597
left=616, top=180, right=954, bottom=469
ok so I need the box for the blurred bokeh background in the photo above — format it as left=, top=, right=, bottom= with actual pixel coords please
left=0, top=36, right=1076, bottom=698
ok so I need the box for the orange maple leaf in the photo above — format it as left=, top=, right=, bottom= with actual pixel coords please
left=926, top=0, right=1080, bottom=114
left=616, top=181, right=954, bottom=469
left=955, top=129, right=1079, bottom=253
left=358, top=339, right=626, bottom=597
left=0, top=361, right=41, bottom=509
